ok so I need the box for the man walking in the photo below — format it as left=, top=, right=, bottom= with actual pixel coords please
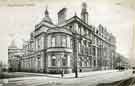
left=61, top=69, right=64, bottom=78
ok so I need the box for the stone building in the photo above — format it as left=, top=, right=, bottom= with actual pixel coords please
left=19, top=3, right=116, bottom=73
left=114, top=53, right=130, bottom=69
left=8, top=40, right=24, bottom=72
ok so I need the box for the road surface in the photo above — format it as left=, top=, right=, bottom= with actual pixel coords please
left=97, top=77, right=135, bottom=86
left=0, top=70, right=134, bottom=86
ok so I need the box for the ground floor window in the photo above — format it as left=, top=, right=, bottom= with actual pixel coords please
left=62, top=54, right=67, bottom=66
left=80, top=61, right=82, bottom=67
left=89, top=57, right=92, bottom=67
left=51, top=56, right=57, bottom=66
left=37, top=56, right=41, bottom=71
left=94, top=60, right=96, bottom=67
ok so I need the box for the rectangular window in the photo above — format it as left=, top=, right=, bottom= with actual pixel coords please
left=80, top=61, right=82, bottom=67
left=41, top=37, right=44, bottom=49
left=93, top=47, right=96, bottom=56
left=61, top=36, right=67, bottom=47
left=62, top=55, right=67, bottom=66
left=84, top=28, right=87, bottom=36
left=67, top=36, right=70, bottom=48
left=37, top=38, right=40, bottom=50
left=47, top=36, right=51, bottom=48
left=85, top=61, right=87, bottom=67
left=78, top=42, right=81, bottom=53
left=81, top=27, right=84, bottom=35
left=70, top=38, right=73, bottom=48
left=83, top=40, right=87, bottom=46
left=62, top=58, right=67, bottom=66
left=51, top=36, right=55, bottom=47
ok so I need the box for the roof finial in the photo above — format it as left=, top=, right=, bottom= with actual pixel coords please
left=45, top=5, right=49, bottom=16
left=42, top=5, right=53, bottom=24
left=82, top=2, right=87, bottom=9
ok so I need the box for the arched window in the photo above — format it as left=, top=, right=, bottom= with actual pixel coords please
left=51, top=56, right=56, bottom=66
left=51, top=36, right=55, bottom=47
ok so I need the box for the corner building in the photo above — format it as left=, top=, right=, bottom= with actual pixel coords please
left=21, top=3, right=116, bottom=73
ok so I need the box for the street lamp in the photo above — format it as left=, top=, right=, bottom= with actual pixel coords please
left=73, top=32, right=78, bottom=78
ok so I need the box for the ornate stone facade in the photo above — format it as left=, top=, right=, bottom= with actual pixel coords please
left=12, top=3, right=117, bottom=73
left=8, top=40, right=24, bottom=72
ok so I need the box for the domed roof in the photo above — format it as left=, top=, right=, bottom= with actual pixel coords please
left=42, top=16, right=52, bottom=24
left=8, top=40, right=18, bottom=49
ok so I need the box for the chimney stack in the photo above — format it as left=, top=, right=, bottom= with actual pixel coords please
left=58, top=8, right=67, bottom=24
left=81, top=2, right=88, bottom=23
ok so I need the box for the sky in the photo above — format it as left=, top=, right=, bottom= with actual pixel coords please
left=0, top=0, right=135, bottom=64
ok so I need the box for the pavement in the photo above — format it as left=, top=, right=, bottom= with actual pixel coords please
left=8, top=70, right=118, bottom=80
left=0, top=69, right=134, bottom=86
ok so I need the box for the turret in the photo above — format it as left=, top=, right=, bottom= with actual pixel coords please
left=42, top=7, right=53, bottom=24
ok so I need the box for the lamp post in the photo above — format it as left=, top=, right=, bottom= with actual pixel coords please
left=73, top=21, right=81, bottom=78
left=73, top=32, right=78, bottom=78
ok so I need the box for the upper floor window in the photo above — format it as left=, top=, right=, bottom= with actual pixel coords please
left=37, top=38, right=40, bottom=49
left=31, top=43, right=34, bottom=51
left=51, top=36, right=56, bottom=47
left=70, top=38, right=73, bottom=48
left=93, top=47, right=96, bottom=56
left=61, top=36, right=67, bottom=47
left=47, top=35, right=51, bottom=48
left=69, top=25, right=73, bottom=31
left=48, top=34, right=72, bottom=48
left=84, top=28, right=88, bottom=36
left=83, top=40, right=87, bottom=46
left=36, top=38, right=42, bottom=50
left=67, top=36, right=71, bottom=48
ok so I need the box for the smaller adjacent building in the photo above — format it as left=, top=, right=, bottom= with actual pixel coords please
left=114, top=53, right=130, bottom=69
left=8, top=40, right=24, bottom=72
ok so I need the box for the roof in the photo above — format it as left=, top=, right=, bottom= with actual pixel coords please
left=35, top=21, right=56, bottom=31
left=58, top=15, right=95, bottom=32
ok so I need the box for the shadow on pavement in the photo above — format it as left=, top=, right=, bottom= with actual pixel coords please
left=96, top=77, right=135, bottom=86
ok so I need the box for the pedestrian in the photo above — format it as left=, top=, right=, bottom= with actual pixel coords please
left=61, top=69, right=64, bottom=78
